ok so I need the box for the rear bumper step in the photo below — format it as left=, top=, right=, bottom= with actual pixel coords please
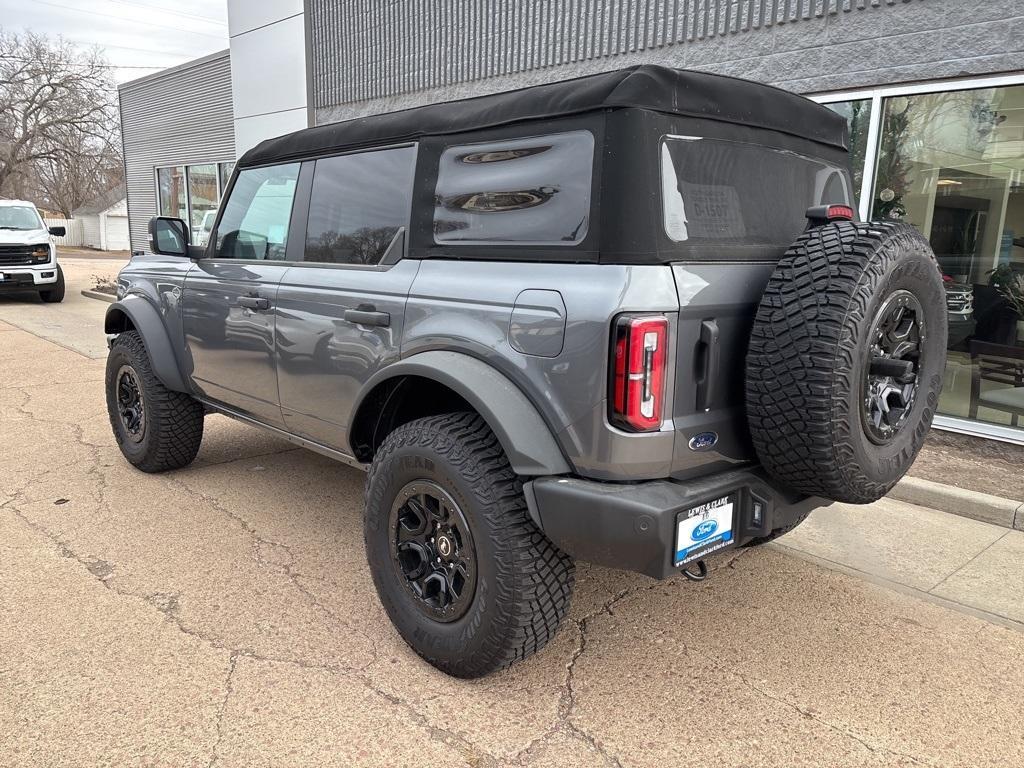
left=526, top=467, right=828, bottom=579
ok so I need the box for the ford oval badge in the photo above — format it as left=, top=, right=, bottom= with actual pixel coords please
left=688, top=431, right=718, bottom=451
left=691, top=519, right=719, bottom=542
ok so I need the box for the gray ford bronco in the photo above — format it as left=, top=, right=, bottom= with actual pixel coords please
left=105, top=66, right=946, bottom=678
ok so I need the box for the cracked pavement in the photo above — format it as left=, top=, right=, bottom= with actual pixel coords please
left=2, top=263, right=1023, bottom=767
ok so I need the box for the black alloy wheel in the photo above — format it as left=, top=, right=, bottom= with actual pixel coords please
left=105, top=330, right=205, bottom=472
left=363, top=412, right=575, bottom=678
left=862, top=289, right=925, bottom=444
left=116, top=364, right=147, bottom=443
left=390, top=480, right=477, bottom=622
left=746, top=220, right=947, bottom=504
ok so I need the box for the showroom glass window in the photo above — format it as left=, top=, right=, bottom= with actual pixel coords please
left=214, top=163, right=300, bottom=260
left=304, top=146, right=416, bottom=265
left=157, top=166, right=187, bottom=219
left=870, top=84, right=1024, bottom=431
left=824, top=99, right=873, bottom=210
left=186, top=164, right=219, bottom=245
left=219, top=161, right=235, bottom=193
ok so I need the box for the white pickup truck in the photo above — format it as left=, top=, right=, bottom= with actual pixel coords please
left=0, top=199, right=65, bottom=303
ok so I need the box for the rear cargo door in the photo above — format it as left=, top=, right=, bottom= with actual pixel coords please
left=670, top=263, right=773, bottom=479
left=659, top=135, right=855, bottom=480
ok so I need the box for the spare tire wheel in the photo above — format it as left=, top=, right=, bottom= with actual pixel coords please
left=746, top=221, right=947, bottom=504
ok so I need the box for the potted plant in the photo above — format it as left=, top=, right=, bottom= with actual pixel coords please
left=988, top=264, right=1024, bottom=342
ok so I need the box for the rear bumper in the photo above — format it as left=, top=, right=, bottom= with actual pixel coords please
left=526, top=466, right=828, bottom=579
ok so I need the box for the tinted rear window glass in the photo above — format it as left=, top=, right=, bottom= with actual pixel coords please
left=305, top=146, right=416, bottom=265
left=434, top=131, right=594, bottom=246
left=661, top=136, right=853, bottom=258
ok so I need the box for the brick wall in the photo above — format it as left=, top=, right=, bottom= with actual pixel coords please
left=309, top=0, right=1024, bottom=125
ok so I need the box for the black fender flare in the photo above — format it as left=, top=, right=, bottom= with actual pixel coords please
left=351, top=350, right=572, bottom=477
left=105, top=295, right=189, bottom=392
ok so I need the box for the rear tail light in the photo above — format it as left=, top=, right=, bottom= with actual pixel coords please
left=610, top=314, right=668, bottom=432
left=805, top=204, right=856, bottom=226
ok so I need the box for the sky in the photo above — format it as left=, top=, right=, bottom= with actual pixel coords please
left=1, top=0, right=229, bottom=83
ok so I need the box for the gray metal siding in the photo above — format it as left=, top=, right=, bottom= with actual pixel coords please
left=310, top=0, right=1024, bottom=124
left=311, top=1, right=904, bottom=109
left=119, top=51, right=236, bottom=252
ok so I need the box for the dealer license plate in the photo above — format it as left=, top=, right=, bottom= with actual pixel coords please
left=675, top=495, right=735, bottom=566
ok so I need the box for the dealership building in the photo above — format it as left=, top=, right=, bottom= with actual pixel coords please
left=119, top=0, right=1024, bottom=444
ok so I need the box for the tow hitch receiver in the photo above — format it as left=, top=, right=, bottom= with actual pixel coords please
left=681, top=559, right=708, bottom=581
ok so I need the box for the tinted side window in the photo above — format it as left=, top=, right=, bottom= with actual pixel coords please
left=304, top=146, right=416, bottom=265
left=214, top=163, right=300, bottom=260
left=433, top=131, right=594, bottom=246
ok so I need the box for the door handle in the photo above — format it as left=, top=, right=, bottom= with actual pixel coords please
left=343, top=307, right=391, bottom=327
left=238, top=295, right=270, bottom=311
left=695, top=319, right=720, bottom=412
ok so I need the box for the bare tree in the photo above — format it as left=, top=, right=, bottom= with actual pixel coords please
left=0, top=28, right=122, bottom=214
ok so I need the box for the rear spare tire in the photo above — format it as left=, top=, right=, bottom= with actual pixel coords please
left=746, top=221, right=947, bottom=504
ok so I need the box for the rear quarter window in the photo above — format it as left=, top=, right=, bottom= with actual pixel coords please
left=433, top=130, right=594, bottom=246
left=661, top=136, right=853, bottom=258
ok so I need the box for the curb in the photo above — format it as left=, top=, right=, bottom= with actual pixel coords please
left=889, top=476, right=1024, bottom=531
left=81, top=289, right=116, bottom=303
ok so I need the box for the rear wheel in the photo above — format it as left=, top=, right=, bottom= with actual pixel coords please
left=364, top=412, right=574, bottom=678
left=746, top=221, right=947, bottom=504
left=105, top=331, right=204, bottom=472
left=39, top=265, right=65, bottom=303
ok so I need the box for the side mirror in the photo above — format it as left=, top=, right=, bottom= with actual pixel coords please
left=48, top=225, right=66, bottom=237
left=148, top=216, right=190, bottom=257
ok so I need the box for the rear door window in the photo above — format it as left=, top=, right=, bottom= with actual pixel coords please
left=661, top=136, right=853, bottom=258
left=434, top=130, right=594, bottom=246
left=304, top=145, right=416, bottom=265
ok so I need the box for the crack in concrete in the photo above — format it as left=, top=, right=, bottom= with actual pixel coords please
left=2, top=387, right=944, bottom=768
left=6, top=455, right=477, bottom=760
left=728, top=670, right=933, bottom=767
left=508, top=578, right=681, bottom=767
left=163, top=474, right=385, bottom=662
left=206, top=653, right=239, bottom=768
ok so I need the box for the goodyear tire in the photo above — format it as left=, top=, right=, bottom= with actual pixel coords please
left=106, top=330, right=205, bottom=472
left=746, top=221, right=947, bottom=504
left=364, top=412, right=574, bottom=678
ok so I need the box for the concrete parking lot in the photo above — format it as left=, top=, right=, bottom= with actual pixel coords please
left=1, top=261, right=1023, bottom=767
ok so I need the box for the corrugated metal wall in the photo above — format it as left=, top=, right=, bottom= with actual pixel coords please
left=309, top=0, right=909, bottom=109
left=119, top=51, right=236, bottom=252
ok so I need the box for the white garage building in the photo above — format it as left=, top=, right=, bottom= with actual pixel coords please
left=72, top=184, right=130, bottom=252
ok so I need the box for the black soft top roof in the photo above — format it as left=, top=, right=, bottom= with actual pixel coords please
left=238, top=65, right=847, bottom=169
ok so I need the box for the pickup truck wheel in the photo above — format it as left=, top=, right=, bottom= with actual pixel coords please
left=364, top=412, right=574, bottom=678
left=39, top=265, right=65, bottom=303
left=747, top=221, right=947, bottom=504
left=105, top=330, right=204, bottom=473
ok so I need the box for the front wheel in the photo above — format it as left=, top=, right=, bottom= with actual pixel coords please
left=105, top=330, right=205, bottom=472
left=39, top=265, right=65, bottom=303
left=364, top=412, right=575, bottom=678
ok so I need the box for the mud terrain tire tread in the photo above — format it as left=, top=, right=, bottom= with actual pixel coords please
left=364, top=412, right=574, bottom=678
left=746, top=221, right=946, bottom=504
left=106, top=330, right=204, bottom=472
